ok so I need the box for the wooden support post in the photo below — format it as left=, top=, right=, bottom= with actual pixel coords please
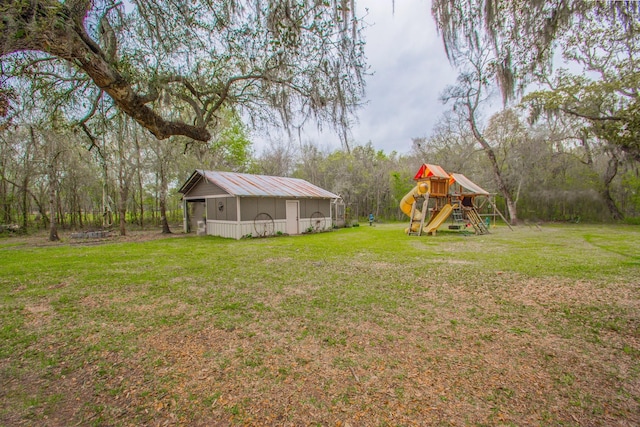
left=488, top=198, right=513, bottom=231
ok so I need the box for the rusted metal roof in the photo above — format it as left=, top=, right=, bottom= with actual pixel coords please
left=179, top=170, right=339, bottom=199
left=450, top=173, right=489, bottom=195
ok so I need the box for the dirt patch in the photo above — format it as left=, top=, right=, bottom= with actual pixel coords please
left=89, top=305, right=634, bottom=426
left=18, top=273, right=635, bottom=427
left=23, top=303, right=53, bottom=328
left=1, top=228, right=186, bottom=248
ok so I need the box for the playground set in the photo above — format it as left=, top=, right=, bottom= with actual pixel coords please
left=400, top=163, right=506, bottom=236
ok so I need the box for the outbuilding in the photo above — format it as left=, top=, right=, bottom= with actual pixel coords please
left=178, top=170, right=340, bottom=239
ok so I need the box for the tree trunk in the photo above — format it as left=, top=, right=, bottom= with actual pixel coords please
left=602, top=155, right=624, bottom=220
left=159, top=200, right=171, bottom=234
left=134, top=136, right=144, bottom=228
left=47, top=163, right=59, bottom=242
left=19, top=126, right=37, bottom=232
left=101, top=159, right=112, bottom=228
left=117, top=131, right=129, bottom=236
left=159, top=164, right=171, bottom=234
left=57, top=193, right=65, bottom=229
left=21, top=176, right=28, bottom=232
left=0, top=170, right=5, bottom=224
left=118, top=185, right=128, bottom=236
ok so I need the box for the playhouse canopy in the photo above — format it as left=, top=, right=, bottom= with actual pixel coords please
left=450, top=173, right=489, bottom=196
left=413, top=164, right=449, bottom=180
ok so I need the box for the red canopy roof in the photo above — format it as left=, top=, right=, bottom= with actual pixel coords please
left=413, top=164, right=449, bottom=181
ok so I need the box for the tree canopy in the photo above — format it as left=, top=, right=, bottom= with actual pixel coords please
left=0, top=0, right=366, bottom=143
left=432, top=0, right=640, bottom=102
left=523, top=6, right=640, bottom=162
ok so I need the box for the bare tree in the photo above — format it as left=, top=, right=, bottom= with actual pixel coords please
left=413, top=112, right=480, bottom=173
left=253, top=140, right=297, bottom=177
left=39, top=130, right=66, bottom=241
left=441, top=47, right=519, bottom=224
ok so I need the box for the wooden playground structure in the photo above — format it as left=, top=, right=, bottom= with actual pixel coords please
left=400, top=164, right=510, bottom=236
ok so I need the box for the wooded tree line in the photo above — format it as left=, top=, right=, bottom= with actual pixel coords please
left=1, top=101, right=638, bottom=239
left=287, top=105, right=639, bottom=225
left=1, top=1, right=639, bottom=238
left=0, top=107, right=254, bottom=237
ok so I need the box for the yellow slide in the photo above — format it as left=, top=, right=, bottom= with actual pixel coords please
left=425, top=203, right=453, bottom=234
left=399, top=183, right=429, bottom=233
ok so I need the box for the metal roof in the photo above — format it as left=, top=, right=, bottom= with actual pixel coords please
left=450, top=173, right=490, bottom=195
left=179, top=170, right=339, bottom=199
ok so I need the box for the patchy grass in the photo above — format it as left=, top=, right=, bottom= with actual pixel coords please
left=1, top=224, right=639, bottom=426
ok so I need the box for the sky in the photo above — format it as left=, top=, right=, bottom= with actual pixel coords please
left=255, top=0, right=459, bottom=155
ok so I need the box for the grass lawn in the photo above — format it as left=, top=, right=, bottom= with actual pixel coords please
left=1, top=223, right=639, bottom=426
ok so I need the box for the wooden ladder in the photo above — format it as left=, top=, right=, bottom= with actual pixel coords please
left=408, top=194, right=429, bottom=236
left=451, top=201, right=464, bottom=223
left=466, top=207, right=489, bottom=235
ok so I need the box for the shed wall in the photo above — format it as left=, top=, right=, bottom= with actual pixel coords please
left=206, top=216, right=331, bottom=239
left=207, top=197, right=237, bottom=221
left=239, top=197, right=287, bottom=221
left=237, top=198, right=330, bottom=221
left=300, top=199, right=330, bottom=218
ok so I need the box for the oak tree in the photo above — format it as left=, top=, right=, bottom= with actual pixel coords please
left=1, top=0, right=366, bottom=143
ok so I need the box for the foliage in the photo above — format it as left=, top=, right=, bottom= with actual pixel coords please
left=620, top=169, right=640, bottom=218
left=0, top=109, right=253, bottom=234
left=209, top=111, right=253, bottom=171
left=432, top=0, right=640, bottom=102
left=1, top=0, right=367, bottom=143
left=290, top=141, right=408, bottom=220
left=414, top=105, right=639, bottom=222
left=523, top=8, right=640, bottom=162
left=430, top=2, right=639, bottom=223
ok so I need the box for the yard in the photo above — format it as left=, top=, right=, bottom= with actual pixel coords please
left=1, top=224, right=639, bottom=426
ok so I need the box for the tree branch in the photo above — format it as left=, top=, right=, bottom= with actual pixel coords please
left=1, top=0, right=211, bottom=142
left=559, top=107, right=624, bottom=122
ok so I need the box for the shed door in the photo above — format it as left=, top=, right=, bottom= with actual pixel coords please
left=189, top=200, right=206, bottom=233
left=286, top=200, right=299, bottom=235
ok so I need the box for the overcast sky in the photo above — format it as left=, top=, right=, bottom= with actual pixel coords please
left=349, top=0, right=458, bottom=153
left=254, top=0, right=459, bottom=155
